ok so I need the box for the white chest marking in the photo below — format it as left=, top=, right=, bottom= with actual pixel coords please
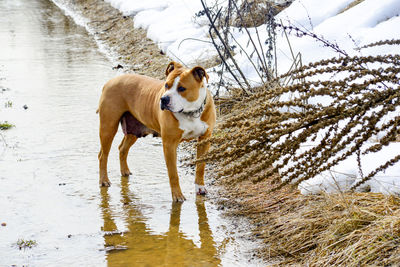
left=174, top=113, right=209, bottom=140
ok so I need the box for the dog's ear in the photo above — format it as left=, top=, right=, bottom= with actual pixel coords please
left=165, top=61, right=183, bottom=77
left=191, top=66, right=209, bottom=83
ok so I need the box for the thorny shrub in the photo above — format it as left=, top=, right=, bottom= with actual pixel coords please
left=199, top=40, right=400, bottom=193
left=196, top=1, right=399, bottom=192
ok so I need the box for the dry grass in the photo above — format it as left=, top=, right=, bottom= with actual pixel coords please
left=265, top=193, right=400, bottom=265
left=215, top=174, right=400, bottom=266
left=339, top=0, right=366, bottom=14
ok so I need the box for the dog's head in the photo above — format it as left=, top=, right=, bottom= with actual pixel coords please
left=160, top=61, right=209, bottom=113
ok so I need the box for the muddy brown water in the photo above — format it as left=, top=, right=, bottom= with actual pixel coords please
left=0, top=0, right=264, bottom=266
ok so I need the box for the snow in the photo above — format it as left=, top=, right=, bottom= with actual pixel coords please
left=276, top=0, right=400, bottom=71
left=299, top=142, right=400, bottom=196
left=104, top=0, right=400, bottom=195
left=105, top=0, right=216, bottom=65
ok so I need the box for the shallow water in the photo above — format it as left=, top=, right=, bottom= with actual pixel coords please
left=0, top=0, right=262, bottom=266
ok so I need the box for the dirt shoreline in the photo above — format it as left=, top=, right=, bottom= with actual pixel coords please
left=58, top=0, right=170, bottom=79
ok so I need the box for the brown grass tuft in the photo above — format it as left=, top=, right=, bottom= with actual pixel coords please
left=339, top=0, right=366, bottom=14
left=215, top=175, right=400, bottom=265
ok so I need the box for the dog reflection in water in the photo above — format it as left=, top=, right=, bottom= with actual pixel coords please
left=100, top=177, right=220, bottom=266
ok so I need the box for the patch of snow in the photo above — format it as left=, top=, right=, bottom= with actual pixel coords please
left=105, top=0, right=215, bottom=65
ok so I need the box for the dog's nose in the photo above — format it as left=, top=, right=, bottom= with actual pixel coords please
left=160, top=95, right=170, bottom=110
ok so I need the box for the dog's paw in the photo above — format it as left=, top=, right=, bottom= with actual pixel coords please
left=172, top=190, right=186, bottom=202
left=195, top=184, right=207, bottom=195
left=100, top=178, right=111, bottom=187
left=120, top=169, right=132, bottom=177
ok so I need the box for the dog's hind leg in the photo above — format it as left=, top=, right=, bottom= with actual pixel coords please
left=118, top=134, right=137, bottom=177
left=98, top=113, right=120, bottom=187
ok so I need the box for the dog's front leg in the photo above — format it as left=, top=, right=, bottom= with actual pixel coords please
left=162, top=138, right=186, bottom=202
left=195, top=132, right=211, bottom=195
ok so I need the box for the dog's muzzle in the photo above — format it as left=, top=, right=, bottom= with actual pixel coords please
left=160, top=95, right=170, bottom=111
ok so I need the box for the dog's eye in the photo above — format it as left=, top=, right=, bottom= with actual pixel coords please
left=165, top=83, right=169, bottom=89
left=177, top=86, right=186, bottom=92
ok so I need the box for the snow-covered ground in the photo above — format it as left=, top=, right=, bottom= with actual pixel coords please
left=104, top=0, right=216, bottom=65
left=276, top=0, right=400, bottom=71
left=105, top=0, right=400, bottom=195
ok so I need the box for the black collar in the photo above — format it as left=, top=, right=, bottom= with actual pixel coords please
left=180, top=95, right=207, bottom=118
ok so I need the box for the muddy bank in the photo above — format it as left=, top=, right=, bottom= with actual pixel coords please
left=54, top=0, right=170, bottom=79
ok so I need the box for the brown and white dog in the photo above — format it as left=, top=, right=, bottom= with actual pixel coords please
left=97, top=61, right=216, bottom=202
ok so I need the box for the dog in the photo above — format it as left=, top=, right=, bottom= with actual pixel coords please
left=97, top=61, right=216, bottom=202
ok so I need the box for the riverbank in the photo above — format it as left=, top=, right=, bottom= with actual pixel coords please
left=53, top=0, right=170, bottom=79
left=55, top=0, right=400, bottom=266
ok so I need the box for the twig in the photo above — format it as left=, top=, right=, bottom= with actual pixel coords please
left=201, top=0, right=251, bottom=95
left=231, top=0, right=269, bottom=74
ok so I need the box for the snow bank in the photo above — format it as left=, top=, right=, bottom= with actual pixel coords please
left=299, top=143, right=400, bottom=196
left=275, top=0, right=400, bottom=73
left=105, top=0, right=216, bottom=65
left=104, top=0, right=400, bottom=77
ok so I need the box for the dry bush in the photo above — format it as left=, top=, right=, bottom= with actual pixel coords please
left=232, top=0, right=290, bottom=27
left=201, top=40, right=400, bottom=193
